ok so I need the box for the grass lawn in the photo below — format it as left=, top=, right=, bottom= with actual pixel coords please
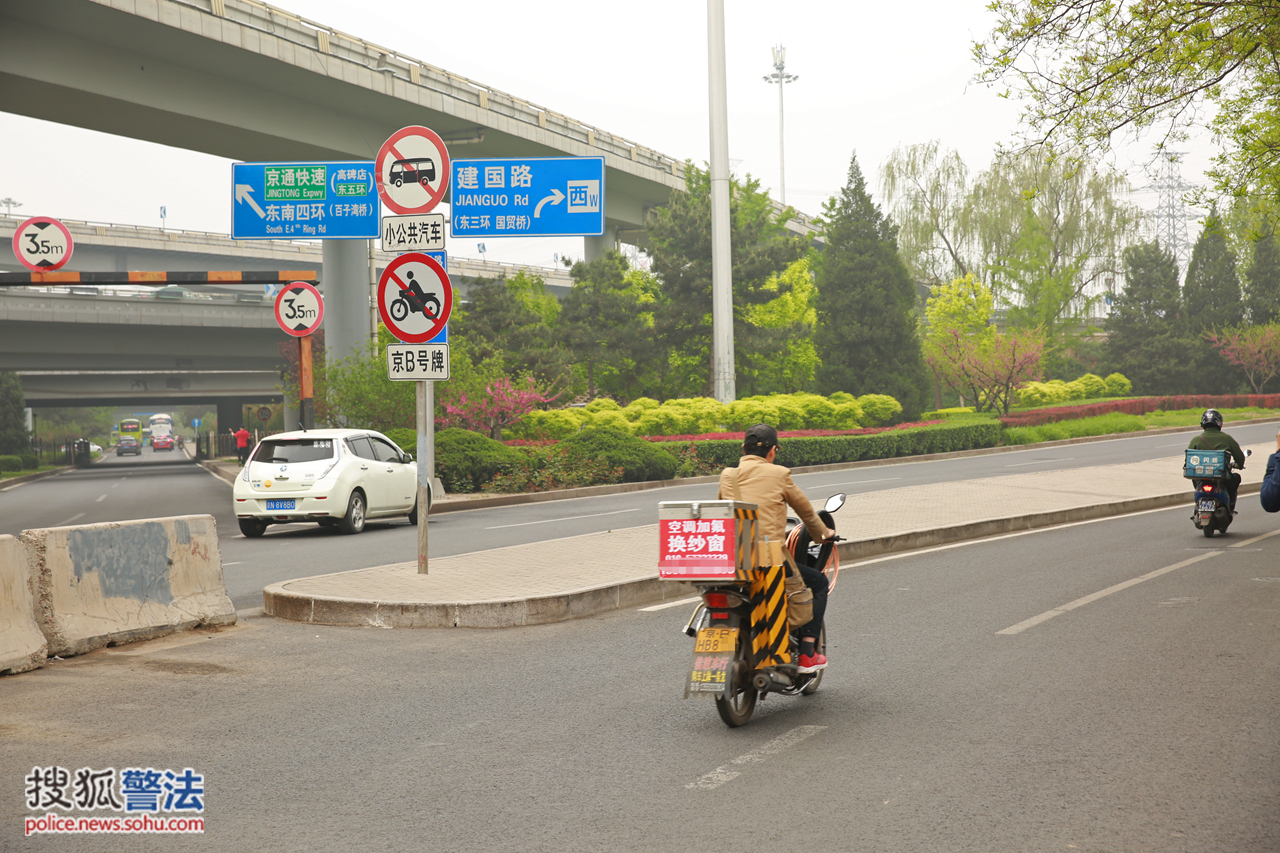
left=0, top=464, right=66, bottom=480
left=1004, top=406, right=1280, bottom=445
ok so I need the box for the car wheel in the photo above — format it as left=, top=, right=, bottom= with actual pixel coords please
left=407, top=495, right=418, bottom=525
left=339, top=490, right=366, bottom=535
left=238, top=518, right=267, bottom=537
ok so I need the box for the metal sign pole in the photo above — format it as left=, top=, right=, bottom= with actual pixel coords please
left=416, top=380, right=430, bottom=574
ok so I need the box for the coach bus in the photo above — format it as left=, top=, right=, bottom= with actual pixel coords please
left=148, top=413, right=174, bottom=440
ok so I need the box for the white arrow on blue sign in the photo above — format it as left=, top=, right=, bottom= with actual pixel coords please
left=449, top=157, right=605, bottom=238
left=231, top=161, right=380, bottom=240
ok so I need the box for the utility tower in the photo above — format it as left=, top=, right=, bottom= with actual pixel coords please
left=1145, top=152, right=1197, bottom=275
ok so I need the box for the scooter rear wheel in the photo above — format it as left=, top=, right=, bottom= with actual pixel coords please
left=714, top=630, right=756, bottom=727
left=1202, top=522, right=1215, bottom=538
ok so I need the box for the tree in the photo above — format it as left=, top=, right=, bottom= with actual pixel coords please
left=451, top=275, right=572, bottom=395
left=975, top=1, right=1280, bottom=200
left=813, top=152, right=930, bottom=418
left=1204, top=323, right=1280, bottom=393
left=561, top=251, right=656, bottom=399
left=1184, top=213, right=1245, bottom=332
left=645, top=162, right=807, bottom=397
left=438, top=375, right=560, bottom=440
left=1104, top=241, right=1199, bottom=396
left=922, top=274, right=1046, bottom=414
left=0, top=370, right=30, bottom=454
left=879, top=140, right=974, bottom=287
left=741, top=257, right=821, bottom=395
left=322, top=326, right=414, bottom=432
left=1245, top=224, right=1280, bottom=325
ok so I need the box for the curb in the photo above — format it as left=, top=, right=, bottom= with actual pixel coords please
left=261, top=482, right=1265, bottom=629
left=0, top=466, right=74, bottom=490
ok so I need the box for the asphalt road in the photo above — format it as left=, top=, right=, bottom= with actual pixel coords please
left=2, top=505, right=1276, bottom=851
left=2, top=420, right=1277, bottom=610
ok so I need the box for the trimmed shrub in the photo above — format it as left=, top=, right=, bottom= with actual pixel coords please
left=382, top=428, right=417, bottom=456
left=20, top=454, right=38, bottom=470
left=632, top=407, right=687, bottom=437
left=921, top=407, right=977, bottom=419
left=621, top=397, right=660, bottom=421
left=559, top=427, right=678, bottom=482
left=723, top=398, right=780, bottom=431
left=435, top=428, right=524, bottom=493
left=513, top=408, right=588, bottom=440
left=484, top=444, right=624, bottom=493
left=0, top=455, right=22, bottom=472
left=1104, top=373, right=1132, bottom=397
left=856, top=394, right=903, bottom=426
left=999, top=393, right=1280, bottom=429
left=1075, top=373, right=1109, bottom=398
left=584, top=410, right=633, bottom=433
left=583, top=398, right=621, bottom=413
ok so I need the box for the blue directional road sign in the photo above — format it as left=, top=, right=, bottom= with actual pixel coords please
left=450, top=157, right=604, bottom=238
left=232, top=161, right=380, bottom=240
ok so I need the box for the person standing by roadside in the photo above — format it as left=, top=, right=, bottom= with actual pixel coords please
left=234, top=425, right=251, bottom=465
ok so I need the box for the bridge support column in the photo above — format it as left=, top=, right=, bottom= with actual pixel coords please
left=322, top=239, right=373, bottom=366
left=583, top=225, right=618, bottom=263
left=282, top=396, right=299, bottom=432
left=217, top=399, right=245, bottom=432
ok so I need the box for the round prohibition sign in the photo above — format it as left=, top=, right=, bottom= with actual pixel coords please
left=274, top=281, right=325, bottom=337
left=377, top=252, right=452, bottom=343
left=376, top=126, right=451, bottom=215
left=12, top=216, right=74, bottom=272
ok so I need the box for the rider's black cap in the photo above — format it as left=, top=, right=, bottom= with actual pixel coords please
left=743, top=423, right=779, bottom=452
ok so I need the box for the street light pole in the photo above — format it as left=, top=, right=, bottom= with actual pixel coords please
left=763, top=45, right=798, bottom=206
left=707, top=0, right=735, bottom=404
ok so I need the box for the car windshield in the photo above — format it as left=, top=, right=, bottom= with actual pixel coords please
left=252, top=438, right=335, bottom=464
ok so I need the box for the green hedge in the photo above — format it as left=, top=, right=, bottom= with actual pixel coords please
left=683, top=421, right=1003, bottom=470
left=382, top=428, right=417, bottom=457
left=20, top=455, right=38, bottom=470
left=559, top=427, right=678, bottom=482
left=435, top=428, right=524, bottom=493
left=0, top=455, right=22, bottom=472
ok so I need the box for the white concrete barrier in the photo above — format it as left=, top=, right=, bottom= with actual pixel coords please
left=0, top=535, right=47, bottom=675
left=23, top=515, right=236, bottom=657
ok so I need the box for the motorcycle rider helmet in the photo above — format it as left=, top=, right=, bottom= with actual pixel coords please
left=1201, top=409, right=1224, bottom=429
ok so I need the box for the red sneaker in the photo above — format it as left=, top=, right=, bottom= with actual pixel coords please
left=797, top=652, right=827, bottom=673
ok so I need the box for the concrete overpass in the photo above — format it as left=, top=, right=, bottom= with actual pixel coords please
left=0, top=0, right=820, bottom=364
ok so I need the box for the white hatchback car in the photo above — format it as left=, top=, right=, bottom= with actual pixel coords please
left=232, top=428, right=424, bottom=537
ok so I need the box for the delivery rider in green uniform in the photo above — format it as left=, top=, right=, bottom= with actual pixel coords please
left=1188, top=409, right=1246, bottom=508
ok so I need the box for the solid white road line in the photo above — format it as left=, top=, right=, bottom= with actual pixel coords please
left=484, top=508, right=640, bottom=530
left=686, top=726, right=827, bottom=790
left=996, top=524, right=1280, bottom=636
left=639, top=596, right=700, bottom=612
left=1005, top=457, right=1075, bottom=467
left=816, top=477, right=901, bottom=487
left=996, top=552, right=1221, bottom=635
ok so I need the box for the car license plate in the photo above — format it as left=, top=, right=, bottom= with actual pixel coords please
left=265, top=499, right=296, bottom=511
left=1197, top=500, right=1216, bottom=512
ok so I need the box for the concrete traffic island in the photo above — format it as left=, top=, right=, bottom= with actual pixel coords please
left=263, top=445, right=1275, bottom=629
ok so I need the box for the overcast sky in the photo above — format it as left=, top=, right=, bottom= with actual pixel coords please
left=0, top=0, right=1218, bottom=268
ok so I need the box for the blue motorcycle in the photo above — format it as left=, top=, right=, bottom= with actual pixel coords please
left=1185, top=448, right=1251, bottom=537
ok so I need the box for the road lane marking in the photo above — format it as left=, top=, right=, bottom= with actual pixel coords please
left=640, top=596, right=700, bottom=612
left=95, top=494, right=106, bottom=502
left=0, top=482, right=26, bottom=493
left=1005, top=457, right=1075, bottom=467
left=686, top=726, right=826, bottom=790
left=817, top=477, right=901, bottom=487
left=484, top=509, right=640, bottom=529
left=53, top=513, right=85, bottom=526
left=996, top=552, right=1222, bottom=635
left=223, top=562, right=244, bottom=566
left=1230, top=528, right=1280, bottom=549
left=111, top=483, right=120, bottom=489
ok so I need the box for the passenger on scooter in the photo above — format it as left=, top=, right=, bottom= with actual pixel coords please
left=1188, top=409, right=1246, bottom=508
left=717, top=423, right=836, bottom=674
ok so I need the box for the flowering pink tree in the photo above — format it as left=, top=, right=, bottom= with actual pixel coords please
left=1204, top=324, right=1280, bottom=393
left=926, top=325, right=1046, bottom=414
left=438, top=376, right=561, bottom=439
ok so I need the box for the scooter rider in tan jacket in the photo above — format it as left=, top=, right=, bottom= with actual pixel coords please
left=717, top=423, right=835, bottom=673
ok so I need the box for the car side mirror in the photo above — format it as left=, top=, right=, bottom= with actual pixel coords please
left=401, top=452, right=414, bottom=463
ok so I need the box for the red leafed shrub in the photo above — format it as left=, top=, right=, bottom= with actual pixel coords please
left=999, top=394, right=1280, bottom=428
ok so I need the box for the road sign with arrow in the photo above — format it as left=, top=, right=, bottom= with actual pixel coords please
left=231, top=161, right=380, bottom=240
left=449, top=157, right=605, bottom=238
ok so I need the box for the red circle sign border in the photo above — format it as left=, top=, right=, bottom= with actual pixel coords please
left=274, top=281, right=325, bottom=337
left=375, top=126, right=451, bottom=215
left=377, top=252, right=453, bottom=343
left=12, top=217, right=74, bottom=273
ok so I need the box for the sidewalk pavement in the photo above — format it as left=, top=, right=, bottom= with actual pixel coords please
left=262, top=440, right=1279, bottom=629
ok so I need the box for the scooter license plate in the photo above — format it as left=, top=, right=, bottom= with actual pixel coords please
left=1197, top=500, right=1216, bottom=512
left=687, top=627, right=737, bottom=697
